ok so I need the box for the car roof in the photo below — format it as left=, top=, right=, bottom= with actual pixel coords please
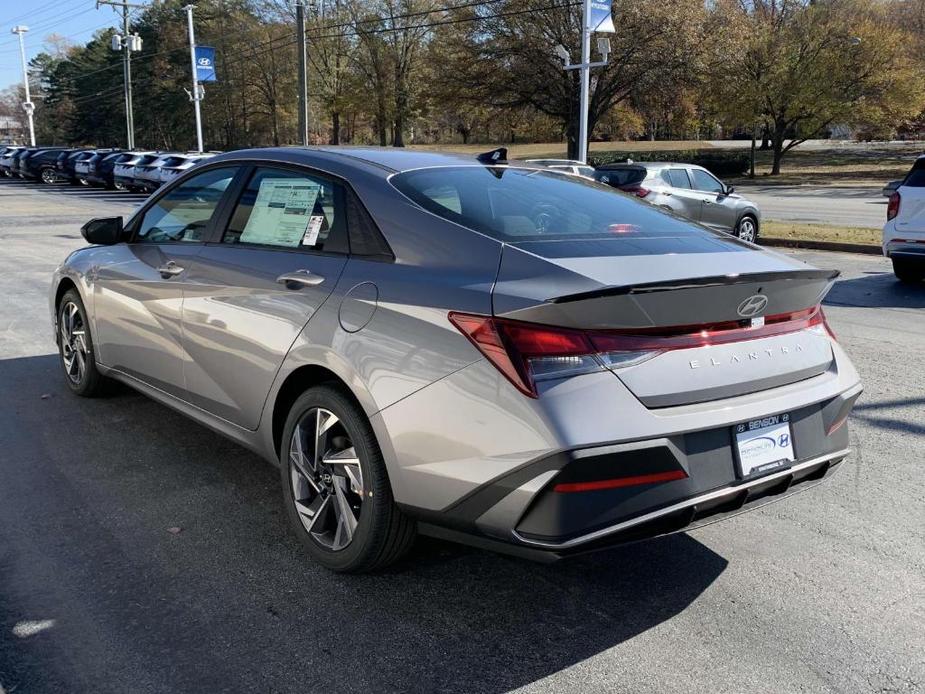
left=524, top=158, right=585, bottom=165
left=210, top=146, right=485, bottom=175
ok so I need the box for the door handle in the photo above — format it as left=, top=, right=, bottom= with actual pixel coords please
left=157, top=261, right=184, bottom=278
left=703, top=199, right=713, bottom=205
left=276, top=269, right=325, bottom=288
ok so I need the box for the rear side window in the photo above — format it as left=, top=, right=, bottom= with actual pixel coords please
left=222, top=167, right=345, bottom=252
left=903, top=159, right=925, bottom=187
left=664, top=168, right=692, bottom=189
left=391, top=166, right=720, bottom=243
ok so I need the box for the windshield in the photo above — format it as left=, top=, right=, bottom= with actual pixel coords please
left=391, top=165, right=713, bottom=242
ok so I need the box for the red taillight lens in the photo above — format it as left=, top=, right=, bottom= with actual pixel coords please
left=887, top=191, right=901, bottom=220
left=449, top=305, right=834, bottom=399
left=622, top=185, right=650, bottom=198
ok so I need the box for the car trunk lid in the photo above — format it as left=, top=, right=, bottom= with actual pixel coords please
left=491, top=240, right=837, bottom=406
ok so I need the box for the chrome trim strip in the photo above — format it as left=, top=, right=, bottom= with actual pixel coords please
left=511, top=448, right=850, bottom=550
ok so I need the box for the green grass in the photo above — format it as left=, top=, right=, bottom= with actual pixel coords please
left=762, top=220, right=881, bottom=246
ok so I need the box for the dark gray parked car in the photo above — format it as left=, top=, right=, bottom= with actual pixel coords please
left=50, top=147, right=860, bottom=572
left=595, top=162, right=762, bottom=242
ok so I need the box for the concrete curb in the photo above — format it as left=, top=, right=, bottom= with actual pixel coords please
left=761, top=237, right=883, bottom=256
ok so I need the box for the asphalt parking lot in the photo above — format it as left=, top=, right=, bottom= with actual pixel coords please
left=738, top=184, right=886, bottom=228
left=1, top=179, right=923, bottom=694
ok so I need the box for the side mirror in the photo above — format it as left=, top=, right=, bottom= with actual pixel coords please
left=724, top=184, right=735, bottom=195
left=81, top=216, right=124, bottom=245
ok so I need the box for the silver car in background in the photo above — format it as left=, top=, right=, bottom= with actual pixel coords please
left=50, top=147, right=860, bottom=573
left=595, top=162, right=762, bottom=242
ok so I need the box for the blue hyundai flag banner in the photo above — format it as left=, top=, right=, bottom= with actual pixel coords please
left=195, top=46, right=217, bottom=82
left=589, top=0, right=615, bottom=32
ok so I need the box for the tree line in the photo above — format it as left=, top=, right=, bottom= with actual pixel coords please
left=2, top=0, right=924, bottom=173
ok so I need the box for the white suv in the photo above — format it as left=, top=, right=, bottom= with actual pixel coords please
left=883, top=156, right=925, bottom=283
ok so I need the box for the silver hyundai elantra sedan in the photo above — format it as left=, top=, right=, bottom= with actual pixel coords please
left=50, top=147, right=862, bottom=572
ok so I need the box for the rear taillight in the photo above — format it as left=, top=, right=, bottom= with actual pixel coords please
left=887, top=191, right=901, bottom=220
left=622, top=185, right=650, bottom=198
left=449, top=306, right=835, bottom=398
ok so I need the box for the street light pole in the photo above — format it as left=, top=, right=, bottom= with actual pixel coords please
left=11, top=26, right=35, bottom=146
left=555, top=35, right=610, bottom=164
left=184, top=4, right=204, bottom=153
left=577, top=0, right=591, bottom=163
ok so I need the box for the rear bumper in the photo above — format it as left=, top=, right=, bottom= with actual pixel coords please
left=404, top=382, right=861, bottom=560
left=882, top=222, right=925, bottom=259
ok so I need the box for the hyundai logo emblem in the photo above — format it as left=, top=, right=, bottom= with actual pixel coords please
left=197, top=57, right=212, bottom=66
left=737, top=294, right=769, bottom=318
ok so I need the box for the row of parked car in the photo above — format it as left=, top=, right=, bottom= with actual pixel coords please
left=0, top=145, right=218, bottom=193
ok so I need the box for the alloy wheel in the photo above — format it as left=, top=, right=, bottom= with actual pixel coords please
left=41, top=168, right=57, bottom=184
left=288, top=407, right=365, bottom=552
left=60, top=301, right=88, bottom=385
left=738, top=218, right=757, bottom=243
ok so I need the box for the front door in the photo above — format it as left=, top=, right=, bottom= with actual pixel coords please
left=690, top=168, right=738, bottom=231
left=180, top=166, right=349, bottom=429
left=92, top=167, right=239, bottom=397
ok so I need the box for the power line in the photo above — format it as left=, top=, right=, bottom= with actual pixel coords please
left=0, top=0, right=84, bottom=29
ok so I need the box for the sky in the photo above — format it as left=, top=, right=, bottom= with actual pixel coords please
left=0, top=0, right=150, bottom=92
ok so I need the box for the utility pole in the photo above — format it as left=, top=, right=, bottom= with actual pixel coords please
left=10, top=26, right=35, bottom=146
left=294, top=0, right=310, bottom=146
left=97, top=0, right=144, bottom=150
left=184, top=4, right=204, bottom=153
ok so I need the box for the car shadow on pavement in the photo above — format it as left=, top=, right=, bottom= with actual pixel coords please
left=825, top=272, right=925, bottom=309
left=0, top=354, right=727, bottom=694
left=850, top=396, right=925, bottom=439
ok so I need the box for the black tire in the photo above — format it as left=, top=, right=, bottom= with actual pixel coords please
left=893, top=258, right=925, bottom=283
left=735, top=214, right=759, bottom=243
left=56, top=289, right=110, bottom=397
left=280, top=385, right=415, bottom=573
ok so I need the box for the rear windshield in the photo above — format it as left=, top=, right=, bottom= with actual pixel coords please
left=137, top=155, right=158, bottom=166
left=391, top=166, right=721, bottom=243
left=903, top=159, right=925, bottom=187
left=160, top=156, right=185, bottom=167
left=593, top=167, right=646, bottom=187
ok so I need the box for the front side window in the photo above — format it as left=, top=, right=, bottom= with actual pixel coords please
left=221, top=167, right=343, bottom=252
left=391, top=166, right=723, bottom=244
left=690, top=169, right=724, bottom=194
left=135, top=167, right=236, bottom=243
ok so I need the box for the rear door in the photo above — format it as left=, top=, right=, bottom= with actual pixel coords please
left=894, top=158, right=925, bottom=233
left=661, top=167, right=703, bottom=221
left=180, top=165, right=349, bottom=429
left=92, top=166, right=240, bottom=397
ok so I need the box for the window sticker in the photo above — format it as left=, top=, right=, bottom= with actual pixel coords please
left=302, top=215, right=325, bottom=247
left=239, top=178, right=321, bottom=247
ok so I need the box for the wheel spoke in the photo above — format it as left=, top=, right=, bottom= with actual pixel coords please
left=333, top=478, right=358, bottom=540
left=306, top=495, right=332, bottom=534
left=289, top=421, right=317, bottom=479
